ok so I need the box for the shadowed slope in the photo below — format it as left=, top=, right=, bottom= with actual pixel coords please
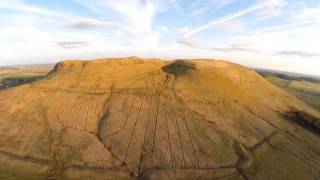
left=0, top=57, right=319, bottom=179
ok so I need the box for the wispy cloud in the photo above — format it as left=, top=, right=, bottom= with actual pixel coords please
left=62, top=19, right=114, bottom=29
left=178, top=39, right=257, bottom=53
left=184, top=4, right=263, bottom=38
left=190, top=0, right=235, bottom=16
left=184, top=0, right=287, bottom=38
left=191, top=6, right=209, bottom=16
left=157, top=25, right=169, bottom=33
left=256, top=0, right=287, bottom=19
left=0, top=0, right=65, bottom=18
left=0, top=0, right=115, bottom=30
left=73, top=0, right=176, bottom=46
left=276, top=50, right=320, bottom=58
left=294, top=4, right=320, bottom=22
left=56, top=41, right=90, bottom=49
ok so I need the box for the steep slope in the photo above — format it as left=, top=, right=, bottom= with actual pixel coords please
left=0, top=57, right=319, bottom=180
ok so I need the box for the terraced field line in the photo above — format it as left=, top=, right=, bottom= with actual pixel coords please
left=102, top=92, right=115, bottom=117
left=138, top=91, right=153, bottom=174
left=65, top=96, right=79, bottom=127
left=246, top=119, right=266, bottom=138
left=120, top=94, right=130, bottom=112
left=0, top=149, right=49, bottom=165
left=93, top=96, right=104, bottom=119
left=143, top=92, right=153, bottom=146
left=110, top=93, right=122, bottom=110
left=245, top=107, right=278, bottom=130
left=123, top=91, right=146, bottom=162
left=94, top=96, right=100, bottom=115
left=164, top=106, right=173, bottom=168
left=74, top=96, right=85, bottom=129
left=173, top=111, right=186, bottom=166
left=182, top=110, right=200, bottom=168
left=102, top=95, right=138, bottom=139
left=98, top=95, right=109, bottom=119
left=151, top=93, right=160, bottom=152
left=99, top=96, right=109, bottom=118
left=59, top=94, right=71, bottom=123
left=83, top=96, right=92, bottom=131
left=122, top=95, right=138, bottom=129
left=116, top=93, right=127, bottom=109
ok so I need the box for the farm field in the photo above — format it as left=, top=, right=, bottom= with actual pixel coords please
left=258, top=72, right=320, bottom=112
left=0, top=65, right=52, bottom=89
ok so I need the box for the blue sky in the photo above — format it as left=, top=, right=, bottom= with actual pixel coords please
left=0, top=0, right=319, bottom=75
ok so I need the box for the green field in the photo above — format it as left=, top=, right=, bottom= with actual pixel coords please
left=0, top=65, right=52, bottom=89
left=263, top=74, right=320, bottom=111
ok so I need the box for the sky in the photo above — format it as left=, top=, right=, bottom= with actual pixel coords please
left=0, top=0, right=319, bottom=75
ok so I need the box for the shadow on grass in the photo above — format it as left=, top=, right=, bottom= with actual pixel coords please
left=0, top=76, right=44, bottom=90
left=162, top=60, right=196, bottom=78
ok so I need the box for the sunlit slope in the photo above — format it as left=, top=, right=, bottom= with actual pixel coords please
left=0, top=57, right=319, bottom=180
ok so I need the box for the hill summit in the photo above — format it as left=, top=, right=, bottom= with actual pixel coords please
left=0, top=57, right=319, bottom=179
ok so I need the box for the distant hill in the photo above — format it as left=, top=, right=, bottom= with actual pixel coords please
left=255, top=68, right=320, bottom=83
left=0, top=57, right=319, bottom=179
left=0, top=64, right=54, bottom=70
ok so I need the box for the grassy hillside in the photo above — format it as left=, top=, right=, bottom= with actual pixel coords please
left=0, top=58, right=319, bottom=179
left=261, top=74, right=320, bottom=111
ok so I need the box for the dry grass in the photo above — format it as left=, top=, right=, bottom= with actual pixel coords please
left=0, top=57, right=319, bottom=179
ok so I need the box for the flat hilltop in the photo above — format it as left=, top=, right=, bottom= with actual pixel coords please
left=0, top=57, right=320, bottom=179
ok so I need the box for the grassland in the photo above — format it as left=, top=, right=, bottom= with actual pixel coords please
left=0, top=58, right=319, bottom=179
left=260, top=73, right=320, bottom=111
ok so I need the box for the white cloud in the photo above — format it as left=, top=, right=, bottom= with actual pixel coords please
left=276, top=50, right=320, bottom=58
left=62, top=19, right=114, bottom=29
left=0, top=1, right=121, bottom=65
left=256, top=0, right=287, bottom=19
left=184, top=4, right=263, bottom=38
left=157, top=26, right=169, bottom=33
left=73, top=0, right=173, bottom=46
left=191, top=7, right=209, bottom=16
left=179, top=27, right=190, bottom=33
left=0, top=0, right=65, bottom=18
left=180, top=20, right=320, bottom=65
left=104, top=0, right=155, bottom=33
left=0, top=0, right=115, bottom=30
left=184, top=0, right=288, bottom=38
left=190, top=0, right=236, bottom=16
left=294, top=5, right=320, bottom=23
left=56, top=41, right=90, bottom=49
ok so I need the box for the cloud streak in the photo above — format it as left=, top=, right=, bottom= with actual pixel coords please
left=0, top=0, right=67, bottom=19
left=0, top=0, right=115, bottom=30
left=63, top=19, right=114, bottom=29
left=73, top=0, right=175, bottom=46
left=178, top=39, right=257, bottom=53
left=184, top=0, right=287, bottom=38
left=190, top=0, right=236, bottom=16
left=184, top=4, right=264, bottom=38
left=276, top=50, right=320, bottom=58
left=56, top=41, right=89, bottom=49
